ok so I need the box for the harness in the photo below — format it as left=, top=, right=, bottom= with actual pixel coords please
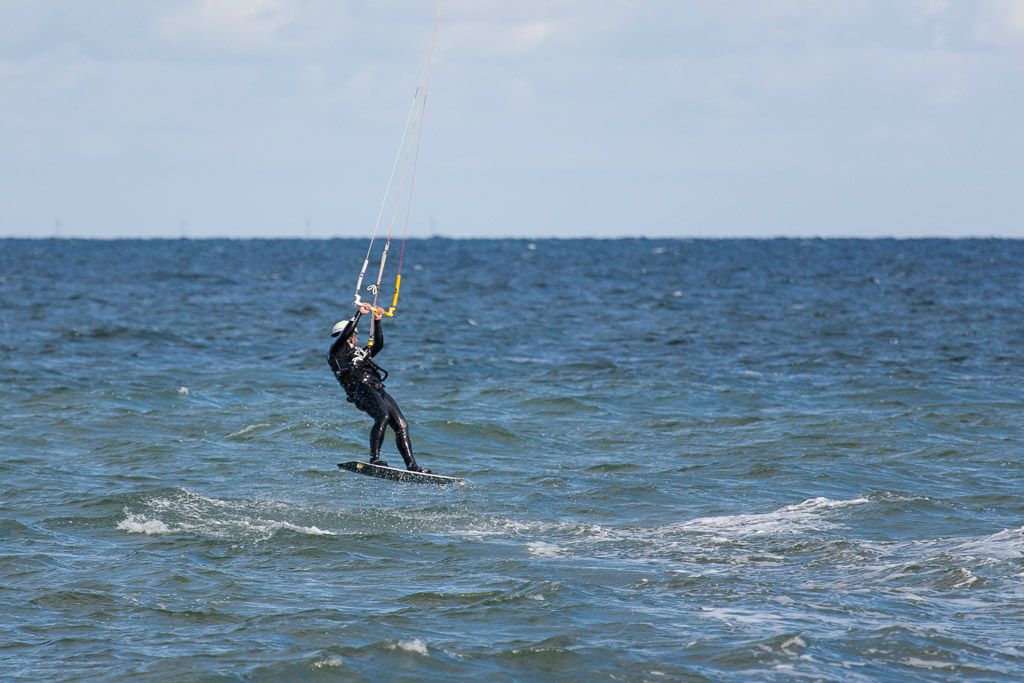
left=339, top=344, right=389, bottom=387
left=365, top=355, right=389, bottom=384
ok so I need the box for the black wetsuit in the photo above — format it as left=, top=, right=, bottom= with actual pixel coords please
left=327, top=312, right=419, bottom=469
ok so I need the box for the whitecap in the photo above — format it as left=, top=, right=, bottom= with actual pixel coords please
left=312, top=656, right=344, bottom=669
left=227, top=423, right=270, bottom=438
left=953, top=526, right=1024, bottom=561
left=903, top=657, right=956, bottom=670
left=128, top=490, right=335, bottom=540
left=668, top=497, right=869, bottom=537
left=393, top=639, right=429, bottom=656
left=780, top=636, right=806, bottom=655
left=950, top=568, right=980, bottom=589
left=527, top=541, right=566, bottom=557
left=277, top=522, right=335, bottom=536
left=698, top=606, right=778, bottom=626
left=117, top=512, right=171, bottom=535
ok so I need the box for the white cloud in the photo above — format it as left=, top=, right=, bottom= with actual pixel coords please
left=973, top=0, right=1024, bottom=46
left=159, top=0, right=297, bottom=52
left=701, top=0, right=874, bottom=37
left=868, top=49, right=982, bottom=106
left=2, top=0, right=1023, bottom=236
left=437, top=0, right=633, bottom=56
left=441, top=18, right=560, bottom=57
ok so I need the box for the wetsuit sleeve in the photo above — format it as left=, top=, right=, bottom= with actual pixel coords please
left=329, top=311, right=362, bottom=356
left=369, top=315, right=383, bottom=356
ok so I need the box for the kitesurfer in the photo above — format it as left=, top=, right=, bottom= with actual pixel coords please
left=327, top=304, right=430, bottom=473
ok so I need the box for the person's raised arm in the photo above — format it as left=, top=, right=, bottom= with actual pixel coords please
left=369, top=307, right=384, bottom=356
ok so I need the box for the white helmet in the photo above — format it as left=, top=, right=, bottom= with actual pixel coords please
left=331, top=319, right=356, bottom=337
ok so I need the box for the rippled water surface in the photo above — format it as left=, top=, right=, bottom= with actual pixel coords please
left=2, top=238, right=1023, bottom=681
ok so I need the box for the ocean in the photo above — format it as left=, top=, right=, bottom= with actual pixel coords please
left=1, top=238, right=1022, bottom=681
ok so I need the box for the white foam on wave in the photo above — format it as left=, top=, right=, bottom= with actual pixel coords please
left=227, top=423, right=271, bottom=438
left=462, top=516, right=616, bottom=539
left=952, top=526, right=1024, bottom=561
left=279, top=522, right=334, bottom=536
left=949, top=568, right=980, bottom=589
left=118, top=490, right=335, bottom=540
left=392, top=639, right=429, bottom=656
left=903, top=657, right=957, bottom=670
left=117, top=512, right=171, bottom=535
left=699, top=606, right=780, bottom=626
left=418, top=499, right=875, bottom=567
left=182, top=515, right=335, bottom=539
left=527, top=541, right=566, bottom=557
left=780, top=635, right=807, bottom=655
left=669, top=497, right=869, bottom=537
left=821, top=522, right=1024, bottom=598
left=312, top=656, right=344, bottom=669
left=150, top=489, right=232, bottom=513
left=452, top=516, right=615, bottom=545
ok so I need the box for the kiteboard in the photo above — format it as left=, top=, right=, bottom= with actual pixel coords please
left=338, top=461, right=467, bottom=486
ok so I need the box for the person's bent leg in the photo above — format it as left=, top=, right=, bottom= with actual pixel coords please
left=355, top=386, right=391, bottom=467
left=381, top=391, right=429, bottom=472
left=369, top=415, right=389, bottom=466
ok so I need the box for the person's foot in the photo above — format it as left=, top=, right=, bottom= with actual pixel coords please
left=368, top=456, right=390, bottom=468
left=407, top=464, right=432, bottom=474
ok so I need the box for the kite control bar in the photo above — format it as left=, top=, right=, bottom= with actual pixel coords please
left=353, top=271, right=401, bottom=318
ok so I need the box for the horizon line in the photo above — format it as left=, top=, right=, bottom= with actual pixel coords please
left=3, top=232, right=1023, bottom=241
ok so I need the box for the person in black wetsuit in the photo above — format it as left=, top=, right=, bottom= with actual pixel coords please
left=327, top=304, right=430, bottom=473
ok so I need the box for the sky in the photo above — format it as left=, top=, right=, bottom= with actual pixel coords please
left=1, top=0, right=1023, bottom=238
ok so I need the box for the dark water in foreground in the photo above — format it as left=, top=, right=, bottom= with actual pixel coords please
left=1, top=238, right=1023, bottom=681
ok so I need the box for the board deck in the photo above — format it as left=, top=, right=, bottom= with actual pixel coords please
left=338, top=461, right=467, bottom=486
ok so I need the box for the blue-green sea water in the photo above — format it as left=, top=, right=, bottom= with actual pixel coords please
left=2, top=238, right=1023, bottom=681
